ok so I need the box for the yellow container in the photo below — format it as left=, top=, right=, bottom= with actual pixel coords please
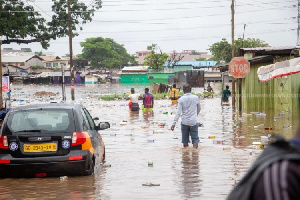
left=208, top=136, right=216, bottom=139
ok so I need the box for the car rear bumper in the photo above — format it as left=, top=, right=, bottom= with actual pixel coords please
left=0, top=150, right=92, bottom=177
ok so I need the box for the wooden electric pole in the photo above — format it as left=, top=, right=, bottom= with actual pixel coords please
left=67, top=0, right=75, bottom=100
left=231, top=0, right=236, bottom=108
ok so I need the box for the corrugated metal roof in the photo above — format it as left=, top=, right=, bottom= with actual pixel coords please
left=241, top=46, right=295, bottom=51
left=35, top=71, right=71, bottom=77
left=122, top=66, right=149, bottom=72
left=164, top=61, right=217, bottom=67
left=2, top=55, right=34, bottom=63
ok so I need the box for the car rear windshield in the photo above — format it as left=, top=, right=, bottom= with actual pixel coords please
left=5, top=109, right=75, bottom=134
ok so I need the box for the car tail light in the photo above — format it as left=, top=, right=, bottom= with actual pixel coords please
left=69, top=156, right=83, bottom=161
left=72, top=132, right=86, bottom=146
left=35, top=173, right=47, bottom=178
left=0, top=136, right=8, bottom=149
left=0, top=160, right=10, bottom=164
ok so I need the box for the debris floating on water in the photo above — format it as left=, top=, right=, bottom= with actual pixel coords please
left=142, top=183, right=160, bottom=187
left=60, top=176, right=68, bottom=182
left=208, top=136, right=216, bottom=139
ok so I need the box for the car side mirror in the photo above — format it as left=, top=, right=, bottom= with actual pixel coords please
left=93, top=117, right=100, bottom=121
left=97, top=122, right=110, bottom=130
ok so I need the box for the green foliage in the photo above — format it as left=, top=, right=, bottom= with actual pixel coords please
left=208, top=38, right=232, bottom=63
left=31, top=65, right=45, bottom=69
left=0, top=0, right=102, bottom=49
left=79, top=37, right=137, bottom=68
left=35, top=51, right=45, bottom=56
left=143, top=44, right=169, bottom=70
left=196, top=58, right=207, bottom=61
left=209, top=38, right=269, bottom=63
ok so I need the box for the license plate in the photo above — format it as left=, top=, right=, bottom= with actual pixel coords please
left=24, top=143, right=57, bottom=152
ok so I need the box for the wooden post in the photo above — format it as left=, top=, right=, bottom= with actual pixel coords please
left=231, top=0, right=236, bottom=109
left=67, top=0, right=75, bottom=100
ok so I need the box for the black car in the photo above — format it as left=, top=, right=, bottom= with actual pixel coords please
left=0, top=103, right=109, bottom=177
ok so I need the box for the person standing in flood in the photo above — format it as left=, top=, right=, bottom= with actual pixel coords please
left=170, top=84, right=179, bottom=105
left=222, top=85, right=231, bottom=104
left=128, top=88, right=140, bottom=111
left=171, top=84, right=200, bottom=149
left=142, top=88, right=154, bottom=112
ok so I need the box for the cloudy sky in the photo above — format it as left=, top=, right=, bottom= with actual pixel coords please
left=3, top=0, right=297, bottom=56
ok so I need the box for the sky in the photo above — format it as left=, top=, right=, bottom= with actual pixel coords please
left=2, top=0, right=298, bottom=57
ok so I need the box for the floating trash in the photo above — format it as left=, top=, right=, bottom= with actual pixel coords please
left=141, top=126, right=149, bottom=129
left=60, top=176, right=68, bottom=182
left=163, top=112, right=168, bottom=115
left=110, top=133, right=117, bottom=136
left=283, top=125, right=291, bottom=129
left=173, top=137, right=178, bottom=139
left=264, top=127, right=273, bottom=131
left=158, top=123, right=166, bottom=128
left=208, top=136, right=216, bottom=139
left=213, top=139, right=224, bottom=145
left=142, top=183, right=160, bottom=187
left=279, top=113, right=285, bottom=117
left=153, top=130, right=164, bottom=134
left=120, top=121, right=127, bottom=125
left=256, top=113, right=266, bottom=117
left=260, top=136, right=270, bottom=141
left=223, top=147, right=231, bottom=151
left=252, top=142, right=264, bottom=150
left=102, top=163, right=112, bottom=168
left=148, top=161, right=153, bottom=167
left=250, top=112, right=260, bottom=115
left=124, top=134, right=133, bottom=136
left=273, top=117, right=280, bottom=121
left=234, top=121, right=238, bottom=125
left=147, top=139, right=155, bottom=143
left=254, top=126, right=259, bottom=129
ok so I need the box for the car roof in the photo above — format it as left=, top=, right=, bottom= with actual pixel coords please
left=11, top=103, right=83, bottom=112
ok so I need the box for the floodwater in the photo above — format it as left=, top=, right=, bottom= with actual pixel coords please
left=0, top=84, right=298, bottom=200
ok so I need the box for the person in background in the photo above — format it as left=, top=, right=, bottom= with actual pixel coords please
left=222, top=85, right=231, bottom=104
left=206, top=82, right=213, bottom=93
left=128, top=88, right=140, bottom=111
left=128, top=88, right=134, bottom=110
left=170, top=84, right=179, bottom=105
left=171, top=84, right=201, bottom=149
left=142, top=88, right=154, bottom=112
left=227, top=125, right=300, bottom=200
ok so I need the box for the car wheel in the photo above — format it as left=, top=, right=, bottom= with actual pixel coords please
left=84, top=156, right=95, bottom=176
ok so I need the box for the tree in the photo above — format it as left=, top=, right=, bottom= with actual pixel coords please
left=196, top=58, right=207, bottom=61
left=34, top=51, right=45, bottom=56
left=0, top=0, right=102, bottom=49
left=166, top=51, right=184, bottom=67
left=208, top=38, right=232, bottom=63
left=143, top=44, right=169, bottom=70
left=78, top=37, right=137, bottom=68
left=208, top=38, right=269, bottom=63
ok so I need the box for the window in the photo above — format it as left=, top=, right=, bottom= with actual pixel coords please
left=7, top=109, right=75, bottom=133
left=80, top=109, right=91, bottom=131
left=53, top=63, right=58, bottom=67
left=83, top=108, right=96, bottom=130
left=46, top=63, right=52, bottom=68
left=139, top=53, right=142, bottom=56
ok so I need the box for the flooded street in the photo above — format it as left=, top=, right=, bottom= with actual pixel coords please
left=0, top=84, right=298, bottom=199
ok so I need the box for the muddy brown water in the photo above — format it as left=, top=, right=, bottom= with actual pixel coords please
left=0, top=84, right=298, bottom=199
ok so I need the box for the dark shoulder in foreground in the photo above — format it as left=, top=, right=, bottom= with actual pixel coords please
left=11, top=103, right=83, bottom=112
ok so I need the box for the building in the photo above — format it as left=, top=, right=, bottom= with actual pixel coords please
left=219, top=46, right=300, bottom=115
left=135, top=51, right=151, bottom=65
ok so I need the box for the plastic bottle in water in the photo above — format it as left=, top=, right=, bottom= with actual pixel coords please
left=60, top=176, right=68, bottom=181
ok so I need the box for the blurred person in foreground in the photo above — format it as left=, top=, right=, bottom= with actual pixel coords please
left=170, top=84, right=179, bottom=105
left=227, top=125, right=300, bottom=200
left=171, top=84, right=200, bottom=149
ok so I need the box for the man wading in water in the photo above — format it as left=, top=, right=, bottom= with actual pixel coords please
left=171, top=84, right=200, bottom=149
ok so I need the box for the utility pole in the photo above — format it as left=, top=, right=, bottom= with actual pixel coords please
left=231, top=0, right=236, bottom=108
left=297, top=0, right=300, bottom=45
left=67, top=0, right=75, bottom=100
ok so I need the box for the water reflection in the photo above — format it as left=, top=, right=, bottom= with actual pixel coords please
left=180, top=148, right=201, bottom=199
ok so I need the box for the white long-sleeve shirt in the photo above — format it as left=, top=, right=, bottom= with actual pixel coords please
left=172, top=93, right=200, bottom=126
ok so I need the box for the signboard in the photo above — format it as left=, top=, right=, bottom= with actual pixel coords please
left=2, top=76, right=9, bottom=92
left=229, top=57, right=250, bottom=78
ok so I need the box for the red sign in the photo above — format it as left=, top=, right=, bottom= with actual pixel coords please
left=229, top=57, right=250, bottom=78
